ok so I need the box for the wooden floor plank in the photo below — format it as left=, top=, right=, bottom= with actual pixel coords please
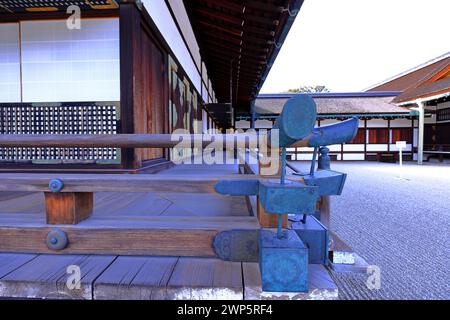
left=0, top=191, right=248, bottom=218
left=0, top=253, right=37, bottom=279
left=0, top=192, right=33, bottom=202
left=94, top=256, right=178, bottom=300
left=0, top=254, right=116, bottom=299
left=166, top=257, right=243, bottom=300
left=243, top=263, right=338, bottom=300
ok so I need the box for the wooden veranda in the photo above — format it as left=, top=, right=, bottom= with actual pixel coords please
left=0, top=162, right=337, bottom=300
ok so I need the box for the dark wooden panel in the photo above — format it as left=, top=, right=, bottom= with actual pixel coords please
left=119, top=3, right=140, bottom=169
left=368, top=128, right=389, bottom=144
left=134, top=26, right=167, bottom=164
left=392, top=128, right=413, bottom=144
left=166, top=257, right=243, bottom=300
left=94, top=256, right=178, bottom=300
left=0, top=254, right=115, bottom=300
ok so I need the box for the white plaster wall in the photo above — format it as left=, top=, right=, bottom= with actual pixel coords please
left=343, top=144, right=364, bottom=152
left=327, top=144, right=342, bottom=152
left=235, top=120, right=250, bottom=129
left=366, top=144, right=388, bottom=152
left=366, top=119, right=388, bottom=128
left=390, top=119, right=413, bottom=128
left=295, top=154, right=314, bottom=161
left=319, top=119, right=339, bottom=126
left=255, top=120, right=273, bottom=129
left=143, top=0, right=201, bottom=93
left=390, top=144, right=412, bottom=152
left=168, top=0, right=201, bottom=71
left=342, top=154, right=365, bottom=160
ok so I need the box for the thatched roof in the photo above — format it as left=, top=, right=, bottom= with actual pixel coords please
left=255, top=93, right=411, bottom=115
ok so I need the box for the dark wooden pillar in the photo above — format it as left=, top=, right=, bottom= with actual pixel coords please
left=119, top=2, right=141, bottom=169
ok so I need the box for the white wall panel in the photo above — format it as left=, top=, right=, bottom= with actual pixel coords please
left=343, top=154, right=365, bottom=160
left=255, top=120, right=273, bottom=128
left=327, top=144, right=342, bottom=152
left=168, top=0, right=202, bottom=71
left=235, top=120, right=250, bottom=129
left=21, top=19, right=120, bottom=102
left=366, top=144, right=388, bottom=152
left=367, top=119, right=388, bottom=128
left=343, top=144, right=364, bottom=152
left=295, top=154, right=314, bottom=161
left=319, top=119, right=339, bottom=126
left=390, top=119, right=413, bottom=128
left=143, top=0, right=201, bottom=93
left=0, top=23, right=21, bottom=102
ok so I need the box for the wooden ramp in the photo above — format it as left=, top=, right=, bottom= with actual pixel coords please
left=0, top=253, right=338, bottom=300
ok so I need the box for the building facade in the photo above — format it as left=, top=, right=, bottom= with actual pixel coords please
left=239, top=92, right=418, bottom=161
left=0, top=0, right=301, bottom=171
left=368, top=52, right=450, bottom=163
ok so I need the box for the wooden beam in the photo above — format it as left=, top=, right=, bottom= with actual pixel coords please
left=200, top=0, right=244, bottom=14
left=0, top=173, right=265, bottom=193
left=45, top=192, right=93, bottom=225
left=0, top=216, right=260, bottom=257
left=197, top=20, right=243, bottom=37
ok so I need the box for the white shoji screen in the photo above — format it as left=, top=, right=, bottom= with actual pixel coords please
left=20, top=18, right=120, bottom=102
left=0, top=23, right=21, bottom=103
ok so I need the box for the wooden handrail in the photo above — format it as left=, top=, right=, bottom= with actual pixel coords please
left=0, top=173, right=289, bottom=193
left=0, top=134, right=260, bottom=149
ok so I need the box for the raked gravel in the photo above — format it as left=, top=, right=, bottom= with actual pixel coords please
left=290, top=161, right=450, bottom=300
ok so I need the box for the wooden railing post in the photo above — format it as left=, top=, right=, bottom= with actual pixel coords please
left=45, top=192, right=93, bottom=225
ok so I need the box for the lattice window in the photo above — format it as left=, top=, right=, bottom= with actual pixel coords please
left=0, top=1, right=118, bottom=12
left=0, top=102, right=120, bottom=163
left=437, top=108, right=450, bottom=122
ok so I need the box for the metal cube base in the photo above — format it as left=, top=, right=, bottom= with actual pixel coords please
left=292, top=216, right=328, bottom=264
left=259, top=229, right=308, bottom=292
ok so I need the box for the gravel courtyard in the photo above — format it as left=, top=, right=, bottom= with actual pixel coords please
left=292, top=161, right=450, bottom=300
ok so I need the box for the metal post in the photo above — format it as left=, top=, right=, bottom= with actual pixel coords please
left=278, top=147, right=287, bottom=239
left=310, top=147, right=319, bottom=176
left=417, top=100, right=425, bottom=165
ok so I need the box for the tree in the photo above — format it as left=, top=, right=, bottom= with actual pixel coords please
left=285, top=85, right=330, bottom=93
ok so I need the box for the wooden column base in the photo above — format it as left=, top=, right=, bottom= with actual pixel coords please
left=318, top=196, right=330, bottom=229
left=257, top=198, right=288, bottom=228
left=45, top=192, right=93, bottom=225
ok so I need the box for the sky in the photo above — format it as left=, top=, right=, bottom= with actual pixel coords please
left=260, top=0, right=450, bottom=93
